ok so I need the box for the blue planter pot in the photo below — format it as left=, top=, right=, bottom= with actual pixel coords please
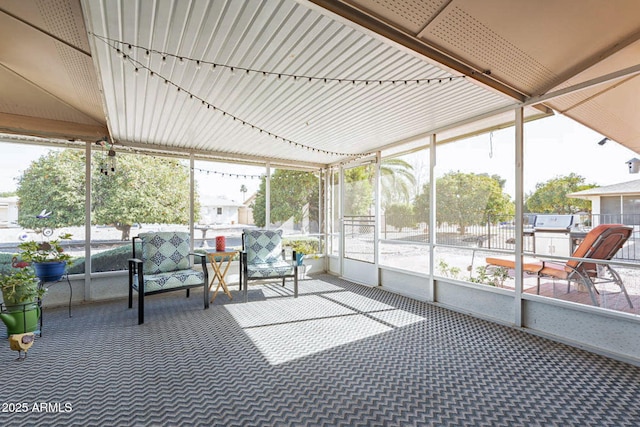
left=295, top=253, right=304, bottom=266
left=33, top=261, right=66, bottom=283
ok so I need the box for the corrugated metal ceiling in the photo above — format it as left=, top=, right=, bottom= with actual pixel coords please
left=82, top=0, right=527, bottom=167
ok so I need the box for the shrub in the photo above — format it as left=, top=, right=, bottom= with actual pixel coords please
left=385, top=204, right=416, bottom=231
left=283, top=237, right=320, bottom=255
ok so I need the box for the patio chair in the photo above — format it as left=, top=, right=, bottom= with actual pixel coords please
left=128, top=231, right=209, bottom=324
left=240, top=229, right=298, bottom=303
left=486, top=224, right=633, bottom=308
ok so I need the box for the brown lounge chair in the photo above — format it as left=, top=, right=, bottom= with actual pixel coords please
left=486, top=224, right=634, bottom=308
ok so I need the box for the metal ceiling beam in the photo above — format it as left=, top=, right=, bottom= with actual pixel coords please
left=525, top=63, right=640, bottom=108
left=115, top=139, right=326, bottom=170
left=0, top=6, right=91, bottom=57
left=533, top=27, right=640, bottom=97
left=307, top=0, right=527, bottom=102
left=0, top=113, right=108, bottom=142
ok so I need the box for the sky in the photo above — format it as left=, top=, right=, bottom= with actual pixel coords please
left=433, top=114, right=638, bottom=198
left=1, top=114, right=638, bottom=200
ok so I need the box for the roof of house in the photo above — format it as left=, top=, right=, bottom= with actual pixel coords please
left=199, top=195, right=244, bottom=207
left=568, top=179, right=640, bottom=198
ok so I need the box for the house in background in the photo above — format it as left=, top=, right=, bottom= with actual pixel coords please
left=0, top=196, right=19, bottom=228
left=569, top=179, right=640, bottom=225
left=238, top=193, right=256, bottom=226
left=198, top=195, right=243, bottom=225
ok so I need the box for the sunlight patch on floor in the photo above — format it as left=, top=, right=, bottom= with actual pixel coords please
left=226, top=289, right=425, bottom=365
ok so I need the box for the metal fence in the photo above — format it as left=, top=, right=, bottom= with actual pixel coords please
left=343, top=215, right=375, bottom=263
left=381, top=213, right=640, bottom=261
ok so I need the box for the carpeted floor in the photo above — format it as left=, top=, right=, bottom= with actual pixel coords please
left=1, top=274, right=639, bottom=426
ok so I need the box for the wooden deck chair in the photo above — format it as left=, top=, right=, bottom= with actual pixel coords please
left=486, top=224, right=633, bottom=308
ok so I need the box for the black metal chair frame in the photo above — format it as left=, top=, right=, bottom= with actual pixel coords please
left=239, top=230, right=298, bottom=303
left=128, top=235, right=209, bottom=324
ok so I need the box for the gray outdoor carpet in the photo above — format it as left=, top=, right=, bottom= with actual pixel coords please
left=1, top=273, right=639, bottom=426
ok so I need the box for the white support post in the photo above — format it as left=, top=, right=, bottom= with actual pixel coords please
left=374, top=151, right=381, bottom=284
left=265, top=163, right=271, bottom=229
left=428, top=134, right=436, bottom=302
left=189, top=154, right=195, bottom=251
left=319, top=168, right=325, bottom=256
left=84, top=142, right=92, bottom=301
left=339, top=164, right=345, bottom=276
left=514, top=107, right=524, bottom=327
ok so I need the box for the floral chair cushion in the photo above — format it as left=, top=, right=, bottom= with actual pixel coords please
left=139, top=232, right=191, bottom=275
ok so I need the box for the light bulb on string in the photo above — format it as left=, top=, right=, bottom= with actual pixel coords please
left=110, top=47, right=374, bottom=160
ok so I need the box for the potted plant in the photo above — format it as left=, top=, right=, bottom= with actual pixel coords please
left=0, top=267, right=45, bottom=334
left=17, top=233, right=73, bottom=283
left=284, top=239, right=316, bottom=266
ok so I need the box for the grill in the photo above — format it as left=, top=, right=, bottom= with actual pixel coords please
left=533, top=215, right=577, bottom=256
left=533, top=214, right=576, bottom=231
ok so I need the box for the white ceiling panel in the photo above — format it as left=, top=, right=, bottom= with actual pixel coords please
left=0, top=0, right=107, bottom=140
left=82, top=0, right=517, bottom=167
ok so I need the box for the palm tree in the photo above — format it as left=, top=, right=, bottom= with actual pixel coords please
left=240, top=184, right=247, bottom=201
left=380, top=158, right=416, bottom=207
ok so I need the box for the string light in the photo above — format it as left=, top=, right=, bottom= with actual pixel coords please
left=128, top=151, right=321, bottom=180
left=91, top=34, right=466, bottom=86
left=113, top=146, right=266, bottom=179
left=116, top=143, right=354, bottom=175
left=193, top=165, right=264, bottom=179
left=93, top=36, right=372, bottom=158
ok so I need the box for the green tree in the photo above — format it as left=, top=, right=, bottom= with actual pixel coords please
left=525, top=173, right=595, bottom=214
left=252, top=170, right=318, bottom=229
left=414, top=181, right=430, bottom=223
left=16, top=149, right=197, bottom=240
left=343, top=165, right=374, bottom=216
left=251, top=160, right=413, bottom=228
left=380, top=158, right=416, bottom=207
left=385, top=203, right=415, bottom=231
left=16, top=150, right=86, bottom=231
left=93, top=154, right=197, bottom=240
left=413, top=171, right=514, bottom=234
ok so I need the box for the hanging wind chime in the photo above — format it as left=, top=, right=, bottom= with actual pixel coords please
left=96, top=137, right=117, bottom=175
